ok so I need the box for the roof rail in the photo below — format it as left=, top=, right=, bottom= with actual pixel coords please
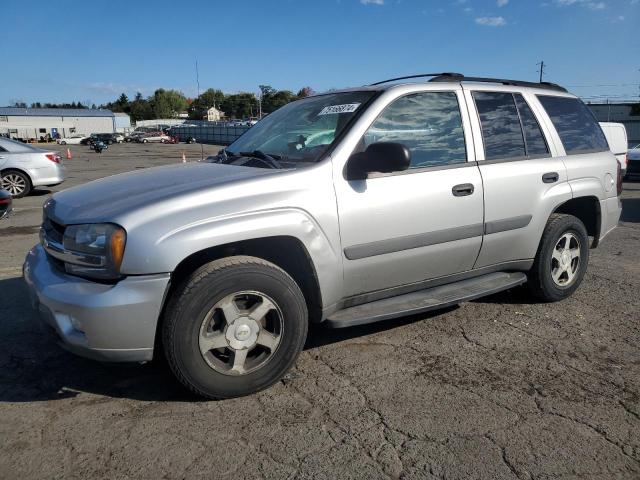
left=429, top=73, right=568, bottom=93
left=369, top=73, right=464, bottom=86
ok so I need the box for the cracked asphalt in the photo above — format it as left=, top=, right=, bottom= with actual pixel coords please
left=1, top=143, right=639, bottom=479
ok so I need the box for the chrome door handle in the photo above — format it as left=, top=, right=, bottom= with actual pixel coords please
left=542, top=172, right=559, bottom=183
left=452, top=183, right=474, bottom=197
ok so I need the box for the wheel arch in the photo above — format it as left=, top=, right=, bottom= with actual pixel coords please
left=154, top=235, right=324, bottom=358
left=552, top=195, right=601, bottom=248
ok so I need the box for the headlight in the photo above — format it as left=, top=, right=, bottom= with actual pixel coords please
left=62, top=223, right=126, bottom=280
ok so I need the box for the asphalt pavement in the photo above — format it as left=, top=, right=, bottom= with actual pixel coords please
left=1, top=143, right=639, bottom=479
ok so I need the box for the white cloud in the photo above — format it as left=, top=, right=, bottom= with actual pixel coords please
left=554, top=0, right=607, bottom=9
left=475, top=16, right=507, bottom=26
left=497, top=0, right=509, bottom=6
left=360, top=0, right=384, bottom=4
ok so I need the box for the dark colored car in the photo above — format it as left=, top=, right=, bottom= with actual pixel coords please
left=83, top=133, right=118, bottom=145
left=0, top=188, right=12, bottom=219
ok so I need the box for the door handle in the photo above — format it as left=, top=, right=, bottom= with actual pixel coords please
left=452, top=183, right=474, bottom=197
left=542, top=172, right=559, bottom=183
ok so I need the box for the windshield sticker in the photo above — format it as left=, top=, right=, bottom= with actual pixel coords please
left=318, top=103, right=361, bottom=116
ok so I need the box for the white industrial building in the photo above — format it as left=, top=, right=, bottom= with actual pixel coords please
left=0, top=107, right=123, bottom=140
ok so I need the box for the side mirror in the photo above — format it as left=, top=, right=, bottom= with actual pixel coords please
left=345, top=142, right=411, bottom=180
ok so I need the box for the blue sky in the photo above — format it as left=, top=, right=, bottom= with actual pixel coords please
left=0, top=0, right=638, bottom=106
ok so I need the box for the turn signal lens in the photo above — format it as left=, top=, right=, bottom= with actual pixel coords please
left=110, top=227, right=127, bottom=270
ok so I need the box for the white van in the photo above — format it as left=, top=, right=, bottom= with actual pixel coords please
left=600, top=122, right=628, bottom=175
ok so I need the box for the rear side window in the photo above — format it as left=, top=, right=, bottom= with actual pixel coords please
left=513, top=94, right=549, bottom=156
left=473, top=92, right=526, bottom=160
left=537, top=95, right=608, bottom=154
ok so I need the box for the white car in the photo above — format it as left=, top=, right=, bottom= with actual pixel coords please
left=114, top=133, right=125, bottom=143
left=56, top=134, right=87, bottom=145
left=0, top=138, right=66, bottom=197
left=138, top=132, right=171, bottom=143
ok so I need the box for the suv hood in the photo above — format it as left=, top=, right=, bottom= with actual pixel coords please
left=45, top=162, right=277, bottom=224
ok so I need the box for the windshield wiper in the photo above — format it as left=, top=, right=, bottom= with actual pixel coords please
left=238, top=150, right=283, bottom=169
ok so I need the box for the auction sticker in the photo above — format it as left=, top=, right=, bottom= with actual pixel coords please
left=318, top=103, right=361, bottom=115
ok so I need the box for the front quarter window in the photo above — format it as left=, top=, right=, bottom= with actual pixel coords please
left=225, top=91, right=376, bottom=165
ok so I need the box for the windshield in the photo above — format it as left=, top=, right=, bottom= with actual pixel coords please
left=225, top=91, right=376, bottom=165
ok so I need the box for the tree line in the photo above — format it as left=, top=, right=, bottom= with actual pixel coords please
left=9, top=85, right=315, bottom=121
left=103, top=85, right=315, bottom=121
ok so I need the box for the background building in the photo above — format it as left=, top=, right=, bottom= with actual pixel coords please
left=588, top=102, right=640, bottom=145
left=206, top=107, right=225, bottom=122
left=0, top=107, right=117, bottom=139
left=113, top=112, right=132, bottom=133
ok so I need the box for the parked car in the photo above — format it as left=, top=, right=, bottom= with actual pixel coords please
left=114, top=133, right=125, bottom=143
left=0, top=137, right=65, bottom=197
left=626, top=143, right=640, bottom=179
left=599, top=122, right=628, bottom=176
left=138, top=132, right=171, bottom=143
left=86, top=133, right=118, bottom=145
left=56, top=134, right=88, bottom=145
left=0, top=188, right=12, bottom=219
left=24, top=73, right=621, bottom=399
left=124, top=132, right=146, bottom=143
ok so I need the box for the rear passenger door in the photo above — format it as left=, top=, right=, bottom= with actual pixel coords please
left=464, top=89, right=572, bottom=268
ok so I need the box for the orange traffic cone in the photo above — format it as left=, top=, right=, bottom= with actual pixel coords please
left=182, top=151, right=186, bottom=163
left=66, top=148, right=72, bottom=160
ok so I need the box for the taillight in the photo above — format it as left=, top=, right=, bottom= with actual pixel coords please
left=616, top=161, right=623, bottom=196
left=45, top=153, right=61, bottom=164
left=625, top=153, right=629, bottom=168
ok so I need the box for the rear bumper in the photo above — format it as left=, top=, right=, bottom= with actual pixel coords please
left=29, top=164, right=66, bottom=187
left=23, top=245, right=170, bottom=362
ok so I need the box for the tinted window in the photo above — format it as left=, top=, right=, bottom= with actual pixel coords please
left=538, top=95, right=608, bottom=154
left=513, top=94, right=549, bottom=156
left=362, top=92, right=466, bottom=169
left=473, top=92, right=526, bottom=160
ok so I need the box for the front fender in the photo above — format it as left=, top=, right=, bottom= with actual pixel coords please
left=121, top=207, right=344, bottom=310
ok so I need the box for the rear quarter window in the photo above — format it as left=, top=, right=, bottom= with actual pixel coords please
left=537, top=95, right=608, bottom=155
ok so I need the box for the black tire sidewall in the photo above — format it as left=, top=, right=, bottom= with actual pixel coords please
left=165, top=262, right=308, bottom=399
left=534, top=216, right=589, bottom=301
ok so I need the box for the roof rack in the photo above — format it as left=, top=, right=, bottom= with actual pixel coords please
left=369, top=73, right=464, bottom=86
left=369, top=73, right=567, bottom=93
left=429, top=73, right=568, bottom=93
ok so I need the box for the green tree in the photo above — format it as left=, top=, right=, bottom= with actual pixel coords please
left=150, top=89, right=188, bottom=119
left=190, top=88, right=225, bottom=119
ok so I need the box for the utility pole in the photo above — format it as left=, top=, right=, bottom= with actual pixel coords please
left=195, top=60, right=201, bottom=98
left=536, top=61, right=546, bottom=83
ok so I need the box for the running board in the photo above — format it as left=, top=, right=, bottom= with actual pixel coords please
left=326, top=271, right=527, bottom=329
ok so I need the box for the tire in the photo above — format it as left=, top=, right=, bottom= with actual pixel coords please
left=163, top=255, right=308, bottom=399
left=142, top=139, right=148, bottom=143
left=60, top=141, right=66, bottom=145
left=1, top=170, right=32, bottom=198
left=528, top=213, right=589, bottom=302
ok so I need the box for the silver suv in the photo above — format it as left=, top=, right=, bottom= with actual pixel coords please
left=24, top=73, right=622, bottom=399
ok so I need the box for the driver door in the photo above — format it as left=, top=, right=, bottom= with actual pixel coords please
left=333, top=87, right=484, bottom=297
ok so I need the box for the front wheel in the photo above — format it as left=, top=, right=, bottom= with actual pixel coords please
left=163, top=256, right=308, bottom=399
left=528, top=214, right=589, bottom=302
left=60, top=141, right=66, bottom=145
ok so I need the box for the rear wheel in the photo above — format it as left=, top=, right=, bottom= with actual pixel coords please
left=60, top=141, right=66, bottom=145
left=528, top=214, right=589, bottom=302
left=1, top=170, right=32, bottom=198
left=163, top=256, right=308, bottom=399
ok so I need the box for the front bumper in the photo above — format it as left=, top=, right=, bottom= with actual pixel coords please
left=23, top=245, right=170, bottom=362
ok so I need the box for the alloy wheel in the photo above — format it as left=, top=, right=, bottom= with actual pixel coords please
left=198, top=291, right=283, bottom=376
left=551, top=232, right=581, bottom=287
left=1, top=174, right=27, bottom=196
